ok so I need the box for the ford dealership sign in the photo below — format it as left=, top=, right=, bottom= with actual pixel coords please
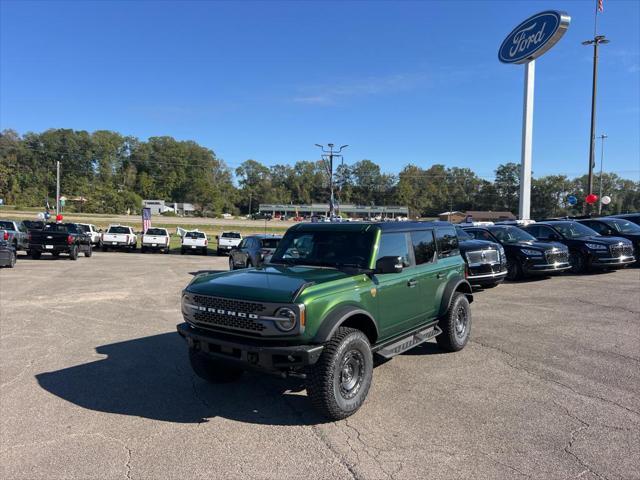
left=499, top=11, right=571, bottom=64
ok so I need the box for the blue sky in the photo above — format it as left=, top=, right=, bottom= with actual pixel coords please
left=1, top=0, right=639, bottom=180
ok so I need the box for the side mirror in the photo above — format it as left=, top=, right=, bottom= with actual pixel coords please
left=375, top=256, right=403, bottom=274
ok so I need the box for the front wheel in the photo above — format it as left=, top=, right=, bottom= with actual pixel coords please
left=307, top=327, right=373, bottom=420
left=506, top=260, right=523, bottom=281
left=437, top=292, right=472, bottom=352
left=189, top=348, right=244, bottom=383
left=569, top=252, right=586, bottom=274
left=229, top=257, right=235, bottom=270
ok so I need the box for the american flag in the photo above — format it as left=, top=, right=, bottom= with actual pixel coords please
left=142, top=208, right=151, bottom=233
left=598, top=0, right=604, bottom=12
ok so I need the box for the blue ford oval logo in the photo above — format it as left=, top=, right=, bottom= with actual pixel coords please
left=499, top=11, right=570, bottom=64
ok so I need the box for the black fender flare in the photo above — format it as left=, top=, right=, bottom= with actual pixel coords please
left=438, top=277, right=473, bottom=317
left=312, top=305, right=379, bottom=344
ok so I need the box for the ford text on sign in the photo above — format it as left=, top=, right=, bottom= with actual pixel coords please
left=499, top=11, right=570, bottom=64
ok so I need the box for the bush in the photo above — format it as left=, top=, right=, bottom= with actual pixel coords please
left=161, top=211, right=177, bottom=217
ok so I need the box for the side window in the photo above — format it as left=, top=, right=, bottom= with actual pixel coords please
left=585, top=221, right=605, bottom=234
left=411, top=230, right=436, bottom=265
left=526, top=225, right=540, bottom=238
left=436, top=227, right=459, bottom=258
left=238, top=239, right=247, bottom=249
left=376, top=233, right=411, bottom=267
left=536, top=226, right=554, bottom=240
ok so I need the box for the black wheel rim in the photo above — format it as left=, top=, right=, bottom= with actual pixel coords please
left=339, top=350, right=364, bottom=400
left=454, top=304, right=469, bottom=339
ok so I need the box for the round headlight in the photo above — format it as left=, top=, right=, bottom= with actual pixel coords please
left=274, top=308, right=297, bottom=332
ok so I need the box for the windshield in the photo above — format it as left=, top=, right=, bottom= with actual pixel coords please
left=222, top=232, right=241, bottom=239
left=260, top=238, right=280, bottom=249
left=23, top=220, right=44, bottom=230
left=271, top=229, right=376, bottom=269
left=0, top=221, right=15, bottom=230
left=488, top=226, right=536, bottom=244
left=108, top=226, right=130, bottom=234
left=145, top=228, right=167, bottom=236
left=553, top=222, right=598, bottom=239
left=75, top=224, right=89, bottom=233
left=605, top=218, right=640, bottom=234
left=455, top=226, right=473, bottom=241
left=185, top=232, right=205, bottom=239
left=44, top=223, right=74, bottom=233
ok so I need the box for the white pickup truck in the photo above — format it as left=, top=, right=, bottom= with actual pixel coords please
left=101, top=225, right=137, bottom=251
left=141, top=227, right=171, bottom=254
left=180, top=230, right=208, bottom=255
left=76, top=223, right=101, bottom=245
left=216, top=231, right=242, bottom=256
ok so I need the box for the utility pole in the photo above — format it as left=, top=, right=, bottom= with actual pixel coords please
left=582, top=34, right=609, bottom=213
left=598, top=134, right=608, bottom=215
left=315, top=143, right=348, bottom=218
left=56, top=160, right=61, bottom=216
left=248, top=193, right=252, bottom=216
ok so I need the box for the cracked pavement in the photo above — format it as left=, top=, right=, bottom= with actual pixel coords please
left=1, top=251, right=638, bottom=479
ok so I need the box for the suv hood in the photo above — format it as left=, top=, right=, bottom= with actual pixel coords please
left=578, top=235, right=630, bottom=246
left=511, top=240, right=564, bottom=251
left=459, top=239, right=500, bottom=252
left=186, top=265, right=352, bottom=303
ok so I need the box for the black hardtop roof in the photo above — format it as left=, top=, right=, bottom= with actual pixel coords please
left=247, top=234, right=283, bottom=239
left=290, top=221, right=454, bottom=234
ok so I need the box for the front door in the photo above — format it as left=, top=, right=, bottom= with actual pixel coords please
left=373, top=232, right=423, bottom=338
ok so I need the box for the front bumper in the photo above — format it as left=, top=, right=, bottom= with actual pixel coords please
left=177, top=322, right=323, bottom=375
left=526, top=261, right=571, bottom=274
left=467, top=265, right=508, bottom=286
left=590, top=255, right=635, bottom=269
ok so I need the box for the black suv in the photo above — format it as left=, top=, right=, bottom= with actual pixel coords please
left=229, top=235, right=282, bottom=270
left=524, top=220, right=635, bottom=272
left=576, top=217, right=640, bottom=264
left=463, top=225, right=570, bottom=280
left=455, top=226, right=507, bottom=287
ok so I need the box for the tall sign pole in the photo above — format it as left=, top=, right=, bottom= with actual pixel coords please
left=499, top=11, right=571, bottom=220
left=315, top=143, right=349, bottom=218
left=519, top=60, right=535, bottom=220
left=56, top=160, right=61, bottom=217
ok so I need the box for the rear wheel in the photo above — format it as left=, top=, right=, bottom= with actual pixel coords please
left=189, top=348, right=244, bottom=383
left=141, top=246, right=147, bottom=253
left=202, top=248, right=208, bottom=256
left=307, top=327, right=373, bottom=420
left=8, top=251, right=16, bottom=268
left=437, top=292, right=471, bottom=352
left=180, top=247, right=185, bottom=255
left=85, top=245, right=92, bottom=257
left=69, top=245, right=78, bottom=260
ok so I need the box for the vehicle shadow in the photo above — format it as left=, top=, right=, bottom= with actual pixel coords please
left=35, top=332, right=328, bottom=426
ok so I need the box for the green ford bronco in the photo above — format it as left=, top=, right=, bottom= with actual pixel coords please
left=177, top=221, right=473, bottom=419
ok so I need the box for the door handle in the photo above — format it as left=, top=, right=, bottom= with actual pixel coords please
left=436, top=272, right=445, bottom=279
left=407, top=279, right=418, bottom=288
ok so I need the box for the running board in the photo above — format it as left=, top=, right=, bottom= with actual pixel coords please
left=375, top=325, right=442, bottom=359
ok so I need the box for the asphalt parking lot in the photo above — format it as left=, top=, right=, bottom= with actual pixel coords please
left=1, top=251, right=638, bottom=480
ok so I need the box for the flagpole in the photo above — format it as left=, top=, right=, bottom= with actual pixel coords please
left=593, top=0, right=598, bottom=36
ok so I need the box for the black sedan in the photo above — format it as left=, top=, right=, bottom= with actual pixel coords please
left=524, top=221, right=635, bottom=272
left=229, top=235, right=282, bottom=270
left=463, top=225, right=570, bottom=281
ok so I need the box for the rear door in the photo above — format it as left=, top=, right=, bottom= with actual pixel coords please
left=410, top=229, right=441, bottom=322
left=374, top=231, right=423, bottom=337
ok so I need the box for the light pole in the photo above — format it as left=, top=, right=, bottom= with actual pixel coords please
left=598, top=134, right=608, bottom=214
left=315, top=143, right=348, bottom=218
left=582, top=34, right=609, bottom=213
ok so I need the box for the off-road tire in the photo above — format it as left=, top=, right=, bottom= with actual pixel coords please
left=8, top=251, right=16, bottom=268
left=85, top=245, right=92, bottom=257
left=437, top=292, right=471, bottom=352
left=69, top=245, right=78, bottom=260
left=202, top=248, right=208, bottom=256
left=189, top=348, right=244, bottom=383
left=569, top=252, right=587, bottom=274
left=31, top=251, right=41, bottom=260
left=306, top=327, right=373, bottom=420
left=506, top=260, right=523, bottom=281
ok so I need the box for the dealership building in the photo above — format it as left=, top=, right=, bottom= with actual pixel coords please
left=258, top=203, right=409, bottom=219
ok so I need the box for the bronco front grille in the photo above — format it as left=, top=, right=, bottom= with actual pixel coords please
left=190, top=295, right=267, bottom=332
left=466, top=249, right=499, bottom=265
left=545, top=250, right=568, bottom=264
left=609, top=243, right=634, bottom=258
